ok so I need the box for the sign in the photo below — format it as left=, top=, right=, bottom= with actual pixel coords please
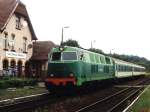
left=6, top=51, right=26, bottom=59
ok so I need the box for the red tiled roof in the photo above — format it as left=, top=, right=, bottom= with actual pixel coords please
left=15, top=2, right=28, bottom=17
left=0, top=0, right=37, bottom=40
left=31, top=41, right=56, bottom=61
left=0, top=0, right=18, bottom=29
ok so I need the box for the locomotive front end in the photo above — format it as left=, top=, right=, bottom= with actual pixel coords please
left=45, top=62, right=77, bottom=87
left=45, top=47, right=80, bottom=91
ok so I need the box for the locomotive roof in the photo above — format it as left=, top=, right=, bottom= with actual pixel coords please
left=52, top=46, right=106, bottom=57
left=52, top=46, right=145, bottom=69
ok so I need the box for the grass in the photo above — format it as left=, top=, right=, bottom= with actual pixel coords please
left=129, top=86, right=150, bottom=112
left=0, top=86, right=48, bottom=101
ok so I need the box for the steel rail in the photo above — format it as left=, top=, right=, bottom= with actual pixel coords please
left=75, top=78, right=150, bottom=112
left=0, top=77, right=149, bottom=112
left=0, top=92, right=52, bottom=112
left=75, top=87, right=133, bottom=112
left=0, top=92, right=49, bottom=106
left=107, top=87, right=144, bottom=112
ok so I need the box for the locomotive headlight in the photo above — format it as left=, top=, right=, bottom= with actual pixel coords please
left=59, top=46, right=64, bottom=52
left=69, top=73, right=74, bottom=77
left=59, top=46, right=66, bottom=52
left=59, top=47, right=64, bottom=51
left=50, top=74, right=54, bottom=77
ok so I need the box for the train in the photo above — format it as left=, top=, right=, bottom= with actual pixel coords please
left=45, top=46, right=145, bottom=91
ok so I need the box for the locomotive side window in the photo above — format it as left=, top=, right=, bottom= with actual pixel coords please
left=105, top=57, right=111, bottom=64
left=100, top=56, right=105, bottom=64
left=90, top=54, right=95, bottom=63
left=95, top=55, right=100, bottom=63
left=62, top=52, right=77, bottom=60
left=51, top=52, right=61, bottom=61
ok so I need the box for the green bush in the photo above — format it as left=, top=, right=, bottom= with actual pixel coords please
left=0, top=78, right=38, bottom=89
left=0, top=80, right=9, bottom=89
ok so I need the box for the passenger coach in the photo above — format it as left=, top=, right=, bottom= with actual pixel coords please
left=113, top=58, right=145, bottom=78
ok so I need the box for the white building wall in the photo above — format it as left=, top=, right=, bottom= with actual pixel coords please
left=0, top=14, right=34, bottom=75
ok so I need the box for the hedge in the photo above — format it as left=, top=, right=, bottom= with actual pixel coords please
left=0, top=78, right=38, bottom=89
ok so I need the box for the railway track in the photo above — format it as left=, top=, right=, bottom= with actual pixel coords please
left=0, top=92, right=52, bottom=112
left=0, top=77, right=149, bottom=112
left=75, top=78, right=150, bottom=112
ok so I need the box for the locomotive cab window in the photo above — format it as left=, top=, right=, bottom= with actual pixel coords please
left=105, top=57, right=111, bottom=64
left=51, top=52, right=61, bottom=61
left=62, top=52, right=77, bottom=60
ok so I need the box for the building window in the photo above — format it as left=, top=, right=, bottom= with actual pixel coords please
left=3, top=32, right=8, bottom=50
left=10, top=60, right=16, bottom=77
left=17, top=60, right=23, bottom=77
left=23, top=37, right=27, bottom=53
left=3, top=59, right=9, bottom=70
left=10, top=34, right=15, bottom=51
left=16, top=16, right=21, bottom=30
left=3, top=59, right=9, bottom=76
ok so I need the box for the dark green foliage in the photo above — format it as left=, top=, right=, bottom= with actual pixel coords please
left=88, top=48, right=105, bottom=55
left=61, top=39, right=80, bottom=47
left=0, top=78, right=38, bottom=89
left=110, top=53, right=150, bottom=72
left=0, top=81, right=9, bottom=89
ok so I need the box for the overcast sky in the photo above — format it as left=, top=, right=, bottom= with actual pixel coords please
left=21, top=0, right=150, bottom=60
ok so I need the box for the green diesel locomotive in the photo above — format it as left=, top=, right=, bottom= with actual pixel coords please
left=45, top=46, right=145, bottom=90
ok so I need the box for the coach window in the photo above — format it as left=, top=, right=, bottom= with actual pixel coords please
left=121, top=66, right=123, bottom=71
left=118, top=65, right=120, bottom=71
left=130, top=67, right=132, bottom=71
left=124, top=66, right=126, bottom=71
left=128, top=66, right=131, bottom=71
left=119, top=65, right=121, bottom=71
left=126, top=66, right=129, bottom=71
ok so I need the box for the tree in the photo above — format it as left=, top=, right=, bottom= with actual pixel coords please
left=88, top=48, right=105, bottom=55
left=61, top=39, right=80, bottom=47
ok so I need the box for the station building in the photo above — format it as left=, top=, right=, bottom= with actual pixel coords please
left=31, top=41, right=55, bottom=79
left=0, top=0, right=37, bottom=77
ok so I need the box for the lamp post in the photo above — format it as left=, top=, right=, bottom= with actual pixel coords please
left=61, top=26, right=69, bottom=45
left=91, top=40, right=96, bottom=49
left=110, top=49, right=114, bottom=55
